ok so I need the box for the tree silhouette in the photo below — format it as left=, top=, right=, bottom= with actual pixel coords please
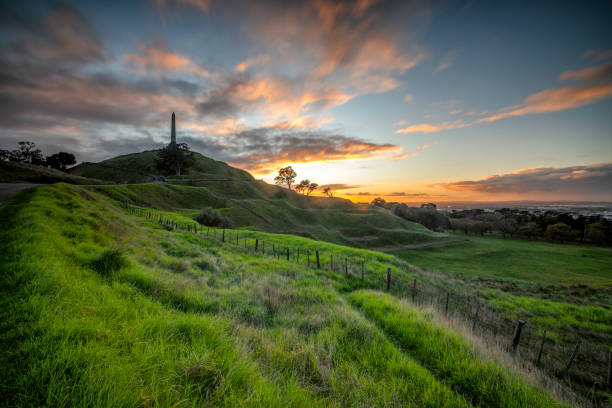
left=46, top=152, right=76, bottom=171
left=156, top=142, right=194, bottom=176
left=306, top=182, right=318, bottom=196
left=322, top=187, right=333, bottom=197
left=274, top=166, right=297, bottom=190
left=11, top=141, right=44, bottom=164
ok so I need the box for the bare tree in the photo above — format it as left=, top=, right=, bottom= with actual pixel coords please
left=322, top=187, right=333, bottom=197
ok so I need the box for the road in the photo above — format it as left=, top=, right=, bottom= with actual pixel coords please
left=0, top=183, right=43, bottom=206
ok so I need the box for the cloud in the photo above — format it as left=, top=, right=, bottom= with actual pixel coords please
left=181, top=125, right=404, bottom=175
left=196, top=74, right=352, bottom=123
left=435, top=49, right=458, bottom=73
left=403, top=93, right=413, bottom=102
left=582, top=49, right=612, bottom=62
left=345, top=191, right=379, bottom=196
left=392, top=120, right=408, bottom=127
left=153, top=0, right=211, bottom=13
left=235, top=54, right=270, bottom=72
left=395, top=120, right=469, bottom=134
left=0, top=3, right=104, bottom=68
left=318, top=184, right=361, bottom=191
left=125, top=42, right=209, bottom=77
left=478, top=83, right=612, bottom=123
left=433, top=163, right=612, bottom=199
left=558, top=63, right=612, bottom=82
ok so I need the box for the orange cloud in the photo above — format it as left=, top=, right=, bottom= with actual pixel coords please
left=125, top=44, right=209, bottom=77
left=478, top=83, right=612, bottom=123
left=558, top=63, right=612, bottom=81
left=235, top=54, right=271, bottom=72
left=395, top=120, right=469, bottom=134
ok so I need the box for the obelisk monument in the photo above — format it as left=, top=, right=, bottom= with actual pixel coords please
left=171, top=112, right=176, bottom=145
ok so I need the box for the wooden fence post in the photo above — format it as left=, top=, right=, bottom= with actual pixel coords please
left=386, top=267, right=391, bottom=291
left=297, top=248, right=300, bottom=263
left=562, top=341, right=581, bottom=377
left=286, top=247, right=290, bottom=261
left=411, top=278, right=417, bottom=301
left=444, top=293, right=449, bottom=316
left=262, top=241, right=265, bottom=254
left=307, top=251, right=310, bottom=267
left=472, top=303, right=480, bottom=331
left=511, top=320, right=525, bottom=352
left=316, top=250, right=320, bottom=269
left=536, top=330, right=547, bottom=366
left=344, top=258, right=348, bottom=276
left=255, top=238, right=259, bottom=251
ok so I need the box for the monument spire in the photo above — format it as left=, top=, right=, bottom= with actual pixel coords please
left=171, top=112, right=176, bottom=145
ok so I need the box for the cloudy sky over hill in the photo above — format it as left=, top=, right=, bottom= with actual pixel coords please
left=1, top=0, right=611, bottom=201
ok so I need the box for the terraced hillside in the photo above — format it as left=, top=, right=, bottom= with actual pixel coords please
left=0, top=184, right=572, bottom=407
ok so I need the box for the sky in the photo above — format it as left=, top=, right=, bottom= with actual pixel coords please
left=1, top=0, right=611, bottom=202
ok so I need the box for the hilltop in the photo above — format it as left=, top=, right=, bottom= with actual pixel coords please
left=71, top=150, right=445, bottom=250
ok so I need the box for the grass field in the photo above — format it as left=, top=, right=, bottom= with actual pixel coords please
left=393, top=233, right=612, bottom=287
left=0, top=183, right=572, bottom=407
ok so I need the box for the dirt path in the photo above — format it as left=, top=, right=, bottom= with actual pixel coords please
left=0, top=183, right=43, bottom=206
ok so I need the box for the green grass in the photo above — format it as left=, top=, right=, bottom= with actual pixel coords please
left=394, top=233, right=612, bottom=287
left=90, top=180, right=443, bottom=250
left=349, top=290, right=566, bottom=408
left=0, top=183, right=569, bottom=407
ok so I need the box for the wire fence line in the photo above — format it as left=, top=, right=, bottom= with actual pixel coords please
left=120, top=201, right=612, bottom=403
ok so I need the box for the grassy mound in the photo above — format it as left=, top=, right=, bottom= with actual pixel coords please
left=0, top=183, right=568, bottom=407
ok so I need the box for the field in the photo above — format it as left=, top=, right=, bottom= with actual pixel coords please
left=393, top=233, right=612, bottom=287
left=0, top=183, right=574, bottom=407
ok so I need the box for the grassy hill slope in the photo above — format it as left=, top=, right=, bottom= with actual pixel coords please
left=69, top=150, right=253, bottom=183
left=93, top=182, right=444, bottom=250
left=0, top=161, right=107, bottom=184
left=68, top=149, right=445, bottom=250
left=0, top=183, right=569, bottom=407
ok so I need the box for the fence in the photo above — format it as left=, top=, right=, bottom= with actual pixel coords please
left=121, top=201, right=612, bottom=404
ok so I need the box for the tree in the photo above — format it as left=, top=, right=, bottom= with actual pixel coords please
left=546, top=222, right=573, bottom=243
left=496, top=217, right=518, bottom=238
left=470, top=220, right=491, bottom=236
left=295, top=179, right=310, bottom=195
left=156, top=142, right=194, bottom=176
left=322, top=187, right=333, bottom=198
left=274, top=166, right=297, bottom=190
left=12, top=141, right=44, bottom=165
left=585, top=222, right=606, bottom=244
left=518, top=222, right=541, bottom=240
left=0, top=149, right=10, bottom=161
left=306, top=182, right=318, bottom=196
left=46, top=152, right=76, bottom=171
left=370, top=197, right=387, bottom=208
left=450, top=218, right=470, bottom=234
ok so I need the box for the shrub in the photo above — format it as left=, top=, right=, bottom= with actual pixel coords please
left=195, top=207, right=233, bottom=228
left=90, top=249, right=126, bottom=277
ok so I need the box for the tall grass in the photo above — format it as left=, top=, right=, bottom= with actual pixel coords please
left=348, top=290, right=569, bottom=408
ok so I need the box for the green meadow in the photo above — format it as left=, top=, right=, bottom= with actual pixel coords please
left=0, top=183, right=574, bottom=407
left=393, top=232, right=612, bottom=287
